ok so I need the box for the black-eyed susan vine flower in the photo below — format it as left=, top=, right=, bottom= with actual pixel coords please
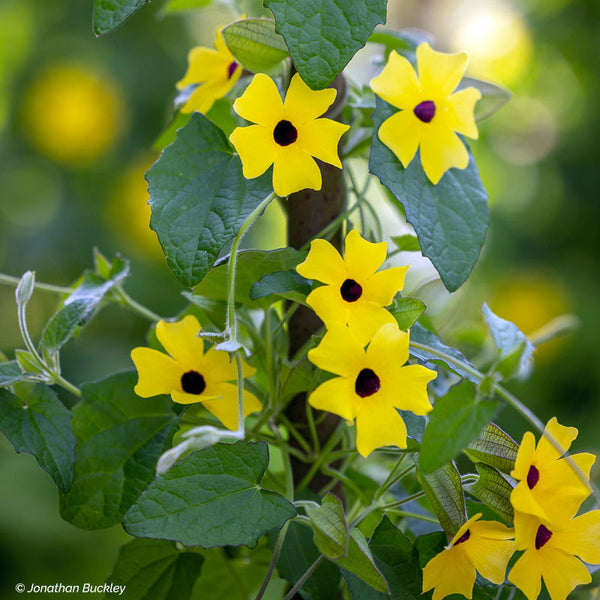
left=130, top=315, right=261, bottom=430
left=229, top=72, right=350, bottom=197
left=296, top=230, right=408, bottom=346
left=510, top=417, right=595, bottom=524
left=307, top=322, right=436, bottom=457
left=422, top=514, right=515, bottom=600
left=176, top=30, right=242, bottom=115
left=370, top=43, right=481, bottom=185
left=508, top=510, right=600, bottom=600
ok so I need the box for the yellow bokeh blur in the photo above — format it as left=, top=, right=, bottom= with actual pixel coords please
left=450, top=0, right=533, bottom=86
left=108, top=154, right=164, bottom=260
left=22, top=62, right=126, bottom=167
left=489, top=271, right=570, bottom=362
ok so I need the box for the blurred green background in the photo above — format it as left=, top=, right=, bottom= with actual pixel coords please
left=1, top=0, right=599, bottom=596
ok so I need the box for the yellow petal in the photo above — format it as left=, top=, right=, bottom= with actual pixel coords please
left=305, top=284, right=350, bottom=329
left=419, top=124, right=469, bottom=185
left=510, top=481, right=550, bottom=524
left=296, top=238, right=346, bottom=285
left=540, top=547, right=591, bottom=600
left=417, top=43, right=468, bottom=98
left=445, top=88, right=481, bottom=139
left=344, top=229, right=387, bottom=279
left=233, top=73, right=283, bottom=127
left=555, top=510, right=600, bottom=564
left=308, top=377, right=356, bottom=422
left=200, top=383, right=262, bottom=430
left=181, top=76, right=238, bottom=115
left=171, top=389, right=219, bottom=405
left=365, top=266, right=408, bottom=305
left=283, top=73, right=337, bottom=123
left=346, top=300, right=397, bottom=347
left=508, top=549, right=542, bottom=600
left=536, top=417, right=577, bottom=464
left=156, top=315, right=204, bottom=369
left=297, top=117, right=349, bottom=168
left=422, top=546, right=476, bottom=600
left=463, top=522, right=515, bottom=584
left=369, top=50, right=422, bottom=110
left=366, top=322, right=409, bottom=376
left=377, top=109, right=423, bottom=169
left=177, top=47, right=224, bottom=89
left=355, top=401, right=407, bottom=457
left=307, top=324, right=365, bottom=378
left=199, top=347, right=256, bottom=386
left=511, top=430, right=537, bottom=481
left=131, top=347, right=182, bottom=397
left=513, top=511, right=542, bottom=552
left=214, top=29, right=232, bottom=57
left=272, top=145, right=322, bottom=197
left=385, top=364, right=435, bottom=415
left=229, top=124, right=277, bottom=179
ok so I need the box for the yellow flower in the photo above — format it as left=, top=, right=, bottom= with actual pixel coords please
left=296, top=230, right=409, bottom=346
left=509, top=511, right=600, bottom=600
left=510, top=418, right=595, bottom=525
left=422, top=514, right=515, bottom=600
left=369, top=43, right=481, bottom=185
left=130, top=315, right=261, bottom=430
left=307, top=322, right=435, bottom=457
left=229, top=73, right=349, bottom=197
left=176, top=30, right=243, bottom=115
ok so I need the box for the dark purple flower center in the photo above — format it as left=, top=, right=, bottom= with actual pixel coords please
left=454, top=529, right=471, bottom=546
left=414, top=100, right=436, bottom=123
left=273, top=120, right=298, bottom=146
left=227, top=61, right=239, bottom=79
left=535, top=524, right=553, bottom=549
left=527, top=465, right=540, bottom=489
left=340, top=278, right=363, bottom=302
left=355, top=368, right=381, bottom=398
left=181, top=370, right=206, bottom=395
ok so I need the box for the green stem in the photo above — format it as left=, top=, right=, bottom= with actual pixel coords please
left=281, top=556, right=324, bottom=600
left=278, top=414, right=314, bottom=456
left=235, top=353, right=245, bottom=436
left=226, top=192, right=277, bottom=342
left=306, top=404, right=320, bottom=455
left=116, top=288, right=161, bottom=321
left=254, top=522, right=290, bottom=600
left=54, top=375, right=82, bottom=398
left=382, top=510, right=439, bottom=524
left=270, top=422, right=295, bottom=501
left=409, top=339, right=600, bottom=504
left=299, top=202, right=361, bottom=252
left=0, top=273, right=71, bottom=295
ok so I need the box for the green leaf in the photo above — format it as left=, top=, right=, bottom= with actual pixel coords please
left=0, top=384, right=75, bottom=492
left=249, top=270, right=311, bottom=305
left=280, top=360, right=320, bottom=402
left=93, top=0, right=149, bottom=36
left=335, top=529, right=388, bottom=594
left=161, top=0, right=211, bottom=13
left=222, top=18, right=289, bottom=73
left=305, top=493, right=348, bottom=559
left=391, top=234, right=420, bottom=252
left=344, top=516, right=422, bottom=600
left=106, top=538, right=204, bottom=599
left=147, top=113, right=273, bottom=287
left=264, top=0, right=387, bottom=89
left=60, top=372, right=178, bottom=529
left=15, top=349, right=44, bottom=374
left=482, top=303, right=535, bottom=380
left=419, top=381, right=500, bottom=473
left=465, top=463, right=514, bottom=524
left=40, top=261, right=129, bottom=354
left=370, top=97, right=489, bottom=292
left=414, top=531, right=446, bottom=569
left=418, top=462, right=466, bottom=537
left=274, top=520, right=340, bottom=600
left=0, top=360, right=26, bottom=386
left=367, top=27, right=432, bottom=54
left=459, top=77, right=511, bottom=121
left=193, top=248, right=304, bottom=305
left=15, top=270, right=35, bottom=306
left=123, top=441, right=296, bottom=548
left=409, top=323, right=479, bottom=384
left=389, top=297, right=426, bottom=330
left=464, top=423, right=519, bottom=475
